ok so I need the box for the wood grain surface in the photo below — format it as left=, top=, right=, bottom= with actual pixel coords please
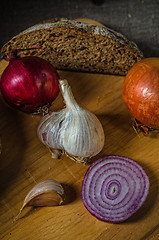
left=0, top=19, right=159, bottom=240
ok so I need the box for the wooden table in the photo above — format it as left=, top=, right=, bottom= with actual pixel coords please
left=0, top=20, right=159, bottom=240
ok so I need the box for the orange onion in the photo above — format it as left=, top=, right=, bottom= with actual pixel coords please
left=123, top=58, right=159, bottom=132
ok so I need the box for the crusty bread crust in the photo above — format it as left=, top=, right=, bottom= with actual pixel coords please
left=1, top=18, right=143, bottom=75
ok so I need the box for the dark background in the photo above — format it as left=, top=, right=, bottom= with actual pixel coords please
left=0, top=0, right=159, bottom=58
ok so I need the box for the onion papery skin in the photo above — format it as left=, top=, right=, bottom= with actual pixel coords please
left=123, top=58, right=159, bottom=129
left=0, top=56, right=60, bottom=113
left=81, top=155, right=149, bottom=223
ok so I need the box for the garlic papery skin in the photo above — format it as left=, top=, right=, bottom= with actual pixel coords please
left=38, top=79, right=105, bottom=164
left=15, top=179, right=65, bottom=220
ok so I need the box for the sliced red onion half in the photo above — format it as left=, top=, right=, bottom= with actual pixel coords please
left=81, top=155, right=149, bottom=223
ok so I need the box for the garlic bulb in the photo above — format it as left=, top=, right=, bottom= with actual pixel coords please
left=38, top=80, right=105, bottom=164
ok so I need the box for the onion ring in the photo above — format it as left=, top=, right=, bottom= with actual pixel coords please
left=82, top=155, right=149, bottom=223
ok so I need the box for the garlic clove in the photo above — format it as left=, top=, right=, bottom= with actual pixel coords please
left=15, top=179, right=65, bottom=220
left=27, top=191, right=64, bottom=207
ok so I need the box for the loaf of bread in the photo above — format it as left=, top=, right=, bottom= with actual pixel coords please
left=1, top=18, right=143, bottom=75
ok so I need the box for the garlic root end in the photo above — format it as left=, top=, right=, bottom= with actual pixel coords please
left=49, top=148, right=62, bottom=159
left=64, top=151, right=91, bottom=164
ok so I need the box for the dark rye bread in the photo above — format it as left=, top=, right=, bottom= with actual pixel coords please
left=1, top=18, right=144, bottom=75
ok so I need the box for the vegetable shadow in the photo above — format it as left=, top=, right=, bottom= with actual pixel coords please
left=97, top=111, right=134, bottom=133
left=61, top=183, right=78, bottom=204
left=96, top=112, right=136, bottom=153
left=0, top=98, right=27, bottom=198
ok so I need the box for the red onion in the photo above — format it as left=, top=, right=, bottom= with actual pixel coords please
left=82, top=155, right=149, bottom=223
left=0, top=47, right=60, bottom=113
left=123, top=58, right=159, bottom=133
